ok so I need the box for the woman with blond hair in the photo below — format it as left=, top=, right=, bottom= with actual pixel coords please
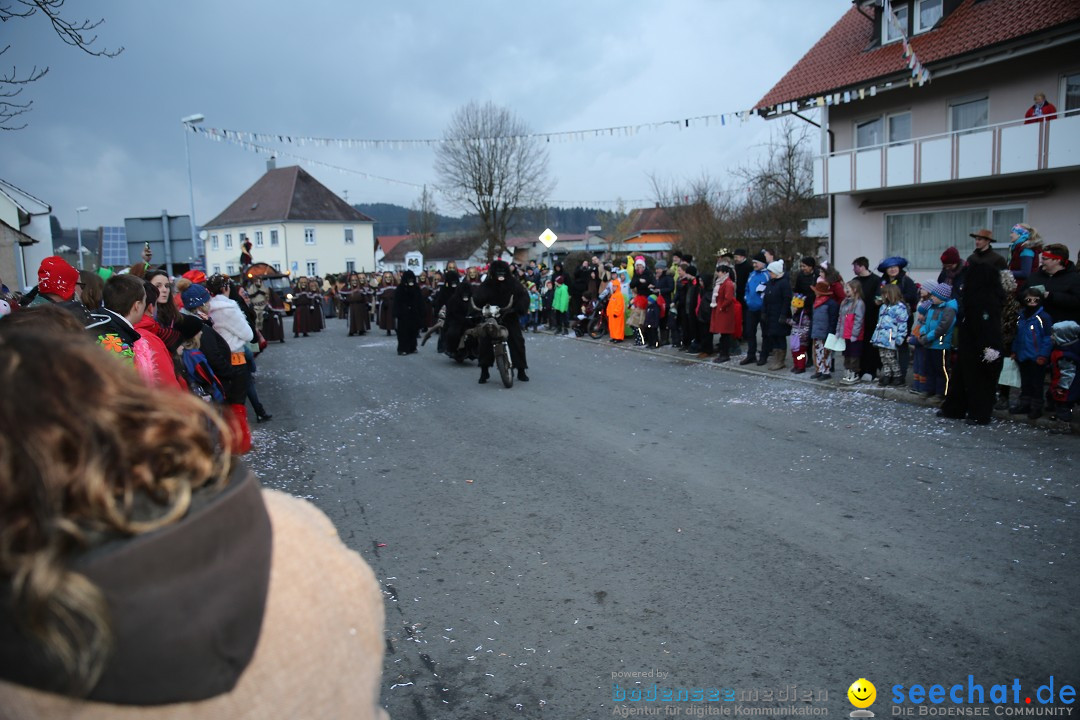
left=0, top=327, right=389, bottom=719
left=1007, top=222, right=1043, bottom=287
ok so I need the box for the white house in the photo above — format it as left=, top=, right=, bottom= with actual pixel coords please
left=0, top=178, right=52, bottom=291
left=755, top=0, right=1080, bottom=282
left=203, top=163, right=376, bottom=278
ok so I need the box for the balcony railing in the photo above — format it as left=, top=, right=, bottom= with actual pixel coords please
left=813, top=110, right=1080, bottom=195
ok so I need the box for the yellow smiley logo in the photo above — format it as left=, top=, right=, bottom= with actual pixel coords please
left=848, top=678, right=876, bottom=709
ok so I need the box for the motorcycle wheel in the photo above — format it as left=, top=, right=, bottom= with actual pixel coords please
left=588, top=316, right=606, bottom=339
left=495, top=349, right=513, bottom=388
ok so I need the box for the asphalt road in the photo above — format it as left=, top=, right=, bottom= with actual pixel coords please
left=246, top=317, right=1080, bottom=720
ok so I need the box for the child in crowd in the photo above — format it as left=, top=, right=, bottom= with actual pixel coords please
left=918, top=282, right=959, bottom=399
left=810, top=280, right=839, bottom=380
left=644, top=294, right=662, bottom=348
left=541, top=280, right=555, bottom=330
left=837, top=280, right=866, bottom=385
left=176, top=331, right=226, bottom=405
left=787, top=293, right=810, bottom=374
left=907, top=288, right=932, bottom=393
left=552, top=276, right=570, bottom=335
left=1010, top=287, right=1053, bottom=419
left=575, top=292, right=596, bottom=337
left=526, top=281, right=541, bottom=333
left=1048, top=321, right=1080, bottom=428
left=871, top=284, right=909, bottom=386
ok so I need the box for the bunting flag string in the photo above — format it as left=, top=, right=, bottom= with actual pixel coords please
left=885, top=0, right=933, bottom=85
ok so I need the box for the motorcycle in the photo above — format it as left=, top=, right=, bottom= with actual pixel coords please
left=587, top=292, right=611, bottom=339
left=466, top=299, right=515, bottom=388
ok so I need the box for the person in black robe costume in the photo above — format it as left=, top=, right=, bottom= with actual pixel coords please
left=472, top=260, right=530, bottom=383
left=432, top=270, right=463, bottom=355
left=291, top=281, right=319, bottom=337
left=938, top=262, right=1006, bottom=425
left=393, top=270, right=424, bottom=355
left=344, top=273, right=372, bottom=336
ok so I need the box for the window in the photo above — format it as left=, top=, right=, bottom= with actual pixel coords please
left=886, top=204, right=1025, bottom=270
left=855, top=112, right=910, bottom=148
left=883, top=2, right=909, bottom=44
left=344, top=227, right=354, bottom=245
left=227, top=264, right=236, bottom=275
left=225, top=233, right=233, bottom=249
left=856, top=118, right=883, bottom=149
left=306, top=260, right=318, bottom=276
left=270, top=229, right=279, bottom=246
left=272, top=262, right=281, bottom=272
left=915, top=0, right=942, bottom=33
left=212, top=264, right=221, bottom=275
left=1064, top=72, right=1080, bottom=114
left=255, top=230, right=264, bottom=247
left=304, top=228, right=315, bottom=245
left=239, top=232, right=247, bottom=245
left=211, top=234, right=219, bottom=251
left=950, top=97, right=988, bottom=134
left=345, top=260, right=356, bottom=273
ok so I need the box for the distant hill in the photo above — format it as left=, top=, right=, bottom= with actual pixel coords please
left=354, top=203, right=622, bottom=238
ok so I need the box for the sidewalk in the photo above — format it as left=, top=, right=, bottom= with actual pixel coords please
left=563, top=330, right=1078, bottom=434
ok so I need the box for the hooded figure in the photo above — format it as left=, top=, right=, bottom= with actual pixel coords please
left=472, top=260, right=530, bottom=382
left=393, top=270, right=424, bottom=355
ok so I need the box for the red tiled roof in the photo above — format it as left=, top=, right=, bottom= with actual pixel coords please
left=376, top=234, right=413, bottom=254
left=627, top=207, right=676, bottom=234
left=756, top=0, right=1080, bottom=110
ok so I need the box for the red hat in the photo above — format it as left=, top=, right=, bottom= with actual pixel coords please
left=940, top=247, right=961, bottom=265
left=182, top=269, right=207, bottom=284
left=37, top=256, right=79, bottom=301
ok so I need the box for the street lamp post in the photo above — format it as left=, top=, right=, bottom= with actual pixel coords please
left=75, top=206, right=89, bottom=270
left=182, top=113, right=205, bottom=270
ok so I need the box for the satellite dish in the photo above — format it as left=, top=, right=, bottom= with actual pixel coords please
left=199, top=230, right=209, bottom=240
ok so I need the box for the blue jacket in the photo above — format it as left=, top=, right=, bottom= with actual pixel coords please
left=745, top=268, right=769, bottom=312
left=921, top=299, right=959, bottom=350
left=1012, top=307, right=1053, bottom=361
left=810, top=297, right=839, bottom=341
left=871, top=303, right=909, bottom=350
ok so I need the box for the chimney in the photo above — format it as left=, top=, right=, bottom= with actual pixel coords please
left=267, top=155, right=277, bottom=172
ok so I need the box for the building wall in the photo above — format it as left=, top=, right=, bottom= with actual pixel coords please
left=826, top=41, right=1080, bottom=283
left=829, top=43, right=1078, bottom=153
left=204, top=220, right=375, bottom=277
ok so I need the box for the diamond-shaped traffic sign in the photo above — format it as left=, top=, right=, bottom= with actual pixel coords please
left=539, top=228, right=558, bottom=248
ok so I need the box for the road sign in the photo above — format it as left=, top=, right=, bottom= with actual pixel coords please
left=539, top=228, right=558, bottom=248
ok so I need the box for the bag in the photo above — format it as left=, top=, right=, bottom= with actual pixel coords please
left=998, top=357, right=1021, bottom=388
left=824, top=333, right=846, bottom=352
left=788, top=334, right=803, bottom=353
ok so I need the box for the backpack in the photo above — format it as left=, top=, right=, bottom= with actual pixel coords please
left=180, top=349, right=226, bottom=404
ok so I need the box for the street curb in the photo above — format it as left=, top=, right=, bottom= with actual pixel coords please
left=555, top=329, right=1078, bottom=434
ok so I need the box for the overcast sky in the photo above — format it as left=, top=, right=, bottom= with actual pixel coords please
left=3, top=0, right=848, bottom=232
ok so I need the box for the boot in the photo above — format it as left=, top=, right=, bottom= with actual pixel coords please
left=768, top=349, right=786, bottom=371
left=478, top=367, right=490, bottom=384
left=739, top=355, right=756, bottom=366
left=1009, top=397, right=1031, bottom=415
left=1027, top=399, right=1043, bottom=420
left=713, top=354, right=730, bottom=364
left=226, top=404, right=252, bottom=455
left=517, top=368, right=530, bottom=381
left=878, top=374, right=889, bottom=387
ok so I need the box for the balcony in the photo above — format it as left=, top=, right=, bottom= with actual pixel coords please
left=813, top=111, right=1080, bottom=196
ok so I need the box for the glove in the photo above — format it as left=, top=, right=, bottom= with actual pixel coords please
left=1036, top=356, right=1047, bottom=366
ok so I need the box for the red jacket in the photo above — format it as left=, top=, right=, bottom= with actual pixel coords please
left=134, top=314, right=185, bottom=390
left=1024, top=102, right=1057, bottom=124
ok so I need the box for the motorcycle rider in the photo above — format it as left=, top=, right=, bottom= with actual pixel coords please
left=472, top=260, right=530, bottom=383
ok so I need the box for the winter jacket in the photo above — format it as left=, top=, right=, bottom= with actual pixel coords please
left=1012, top=307, right=1053, bottom=362
left=745, top=268, right=770, bottom=312
left=1049, top=321, right=1080, bottom=404
left=835, top=298, right=865, bottom=341
left=208, top=295, right=254, bottom=352
left=606, top=278, right=625, bottom=340
left=134, top=314, right=185, bottom=391
left=920, top=299, right=959, bottom=350
left=810, top=296, right=839, bottom=341
left=762, top=274, right=793, bottom=336
left=552, top=284, right=569, bottom=313
left=1028, top=262, right=1080, bottom=324
left=709, top=278, right=739, bottom=335
left=871, top=303, right=909, bottom=350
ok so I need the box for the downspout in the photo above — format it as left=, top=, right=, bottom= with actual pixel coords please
left=789, top=109, right=836, bottom=265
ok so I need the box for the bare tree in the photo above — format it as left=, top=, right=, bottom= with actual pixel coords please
left=649, top=173, right=735, bottom=263
left=1, top=0, right=123, bottom=130
left=407, top=184, right=439, bottom=257
left=605, top=199, right=632, bottom=261
left=434, top=100, right=554, bottom=262
left=730, top=119, right=822, bottom=263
